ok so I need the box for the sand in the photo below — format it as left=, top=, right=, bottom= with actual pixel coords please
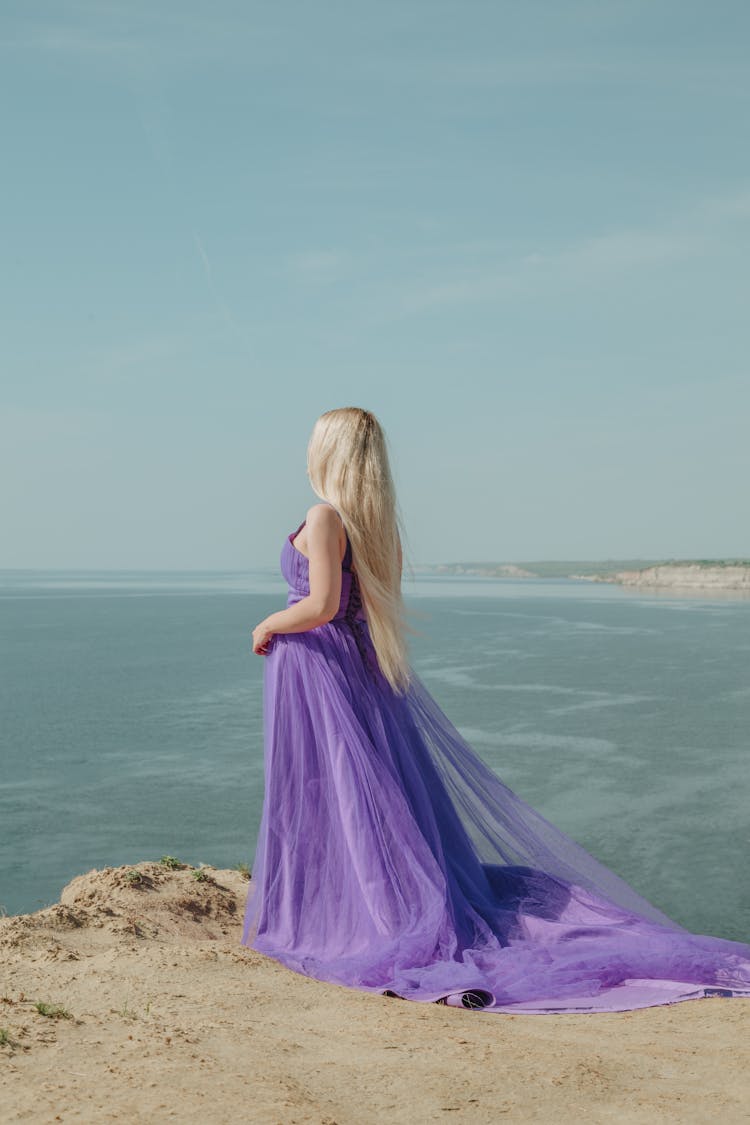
left=1, top=860, right=748, bottom=1124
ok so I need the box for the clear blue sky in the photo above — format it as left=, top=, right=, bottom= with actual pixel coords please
left=2, top=1, right=748, bottom=568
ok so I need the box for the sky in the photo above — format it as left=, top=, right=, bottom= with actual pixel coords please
left=2, top=0, right=749, bottom=569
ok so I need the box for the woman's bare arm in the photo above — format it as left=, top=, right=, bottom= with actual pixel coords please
left=251, top=505, right=344, bottom=653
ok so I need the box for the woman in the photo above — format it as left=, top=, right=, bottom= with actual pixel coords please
left=241, top=406, right=750, bottom=1013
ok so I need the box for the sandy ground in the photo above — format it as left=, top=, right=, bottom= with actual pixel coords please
left=1, top=860, right=748, bottom=1124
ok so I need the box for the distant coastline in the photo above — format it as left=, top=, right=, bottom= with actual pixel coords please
left=417, top=559, right=750, bottom=590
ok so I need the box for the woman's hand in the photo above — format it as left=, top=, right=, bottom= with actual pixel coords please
left=252, top=620, right=275, bottom=656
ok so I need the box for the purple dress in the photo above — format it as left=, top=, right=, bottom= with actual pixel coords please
left=241, top=514, right=750, bottom=1012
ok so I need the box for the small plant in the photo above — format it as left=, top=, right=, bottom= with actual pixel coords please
left=159, top=855, right=184, bottom=869
left=35, top=1001, right=72, bottom=1020
left=192, top=868, right=210, bottom=882
left=124, top=868, right=144, bottom=885
left=0, top=1027, right=18, bottom=1047
left=122, top=915, right=145, bottom=938
left=116, top=997, right=138, bottom=1020
left=235, top=862, right=250, bottom=878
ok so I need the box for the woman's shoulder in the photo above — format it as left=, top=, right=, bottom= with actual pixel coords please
left=302, top=503, right=349, bottom=565
left=304, top=502, right=347, bottom=541
left=305, top=501, right=343, bottom=524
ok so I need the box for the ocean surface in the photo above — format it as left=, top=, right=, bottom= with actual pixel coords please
left=1, top=568, right=748, bottom=944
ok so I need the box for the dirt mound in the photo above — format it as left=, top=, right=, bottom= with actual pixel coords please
left=1, top=859, right=748, bottom=1124
left=0, top=860, right=251, bottom=952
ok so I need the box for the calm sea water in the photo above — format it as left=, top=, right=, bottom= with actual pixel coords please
left=1, top=569, right=748, bottom=942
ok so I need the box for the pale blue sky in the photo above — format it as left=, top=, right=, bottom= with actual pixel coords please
left=2, top=1, right=748, bottom=568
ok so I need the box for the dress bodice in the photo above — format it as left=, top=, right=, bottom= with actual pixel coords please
left=282, top=519, right=367, bottom=624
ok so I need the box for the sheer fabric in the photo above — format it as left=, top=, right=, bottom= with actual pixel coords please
left=241, top=518, right=750, bottom=1012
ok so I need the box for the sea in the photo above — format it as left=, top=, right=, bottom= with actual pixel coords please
left=1, top=568, right=748, bottom=943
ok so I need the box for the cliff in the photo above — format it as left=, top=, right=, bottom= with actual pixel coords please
left=578, top=564, right=750, bottom=590
left=1, top=860, right=748, bottom=1122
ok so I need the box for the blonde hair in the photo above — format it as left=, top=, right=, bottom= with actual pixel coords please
left=306, top=407, right=416, bottom=695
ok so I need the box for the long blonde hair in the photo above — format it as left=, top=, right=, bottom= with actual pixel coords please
left=307, top=407, right=415, bottom=695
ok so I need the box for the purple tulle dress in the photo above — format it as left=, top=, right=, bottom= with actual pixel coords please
left=241, top=514, right=750, bottom=1013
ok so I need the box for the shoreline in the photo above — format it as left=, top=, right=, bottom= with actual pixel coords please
left=2, top=860, right=748, bottom=1122
left=419, top=561, right=750, bottom=590
left=574, top=564, right=750, bottom=590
